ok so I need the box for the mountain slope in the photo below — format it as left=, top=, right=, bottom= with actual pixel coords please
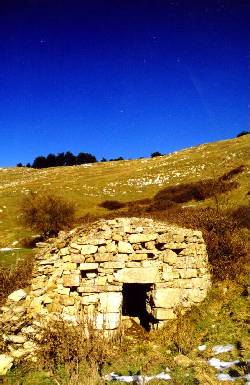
left=0, top=135, right=249, bottom=247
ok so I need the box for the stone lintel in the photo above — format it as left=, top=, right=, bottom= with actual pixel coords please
left=77, top=285, right=122, bottom=293
left=115, top=267, right=161, bottom=283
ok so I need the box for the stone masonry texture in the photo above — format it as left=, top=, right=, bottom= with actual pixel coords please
left=0, top=217, right=211, bottom=362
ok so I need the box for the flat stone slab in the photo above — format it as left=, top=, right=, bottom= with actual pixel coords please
left=153, top=288, right=182, bottom=308
left=79, top=263, right=98, bottom=270
left=115, top=267, right=161, bottom=283
left=77, top=285, right=122, bottom=293
left=8, top=289, right=27, bottom=302
left=128, top=233, right=158, bottom=243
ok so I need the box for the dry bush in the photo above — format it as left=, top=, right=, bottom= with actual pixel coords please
left=219, top=164, right=245, bottom=181
left=156, top=312, right=198, bottom=355
left=0, top=253, right=35, bottom=306
left=19, top=235, right=43, bottom=248
left=38, top=319, right=117, bottom=376
left=147, top=199, right=177, bottom=211
left=99, top=200, right=126, bottom=210
left=154, top=178, right=238, bottom=204
left=76, top=213, right=99, bottom=227
left=229, top=205, right=250, bottom=229
left=19, top=192, right=76, bottom=236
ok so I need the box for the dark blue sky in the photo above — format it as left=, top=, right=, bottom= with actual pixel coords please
left=0, top=0, right=248, bottom=166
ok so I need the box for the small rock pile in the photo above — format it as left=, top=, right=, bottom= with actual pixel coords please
left=0, top=217, right=211, bottom=372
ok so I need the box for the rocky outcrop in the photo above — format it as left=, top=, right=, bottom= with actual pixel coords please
left=0, top=217, right=211, bottom=365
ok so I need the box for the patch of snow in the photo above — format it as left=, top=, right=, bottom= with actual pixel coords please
left=208, top=358, right=239, bottom=371
left=213, top=344, right=235, bottom=355
left=0, top=247, right=21, bottom=252
left=217, top=373, right=238, bottom=381
left=198, top=344, right=207, bottom=351
left=103, top=371, right=171, bottom=383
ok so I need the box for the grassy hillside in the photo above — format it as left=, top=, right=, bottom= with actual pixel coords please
left=0, top=135, right=249, bottom=248
left=0, top=135, right=249, bottom=384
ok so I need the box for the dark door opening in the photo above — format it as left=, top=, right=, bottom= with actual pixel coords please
left=122, top=283, right=155, bottom=331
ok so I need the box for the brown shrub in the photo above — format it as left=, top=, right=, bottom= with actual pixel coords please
left=219, top=164, right=245, bottom=181
left=147, top=199, right=178, bottom=211
left=229, top=205, right=250, bottom=229
left=19, top=235, right=43, bottom=248
left=38, top=319, right=117, bottom=375
left=0, top=253, right=35, bottom=306
left=19, top=192, right=76, bottom=236
left=75, top=213, right=98, bottom=227
left=99, top=200, right=126, bottom=210
left=154, top=178, right=238, bottom=204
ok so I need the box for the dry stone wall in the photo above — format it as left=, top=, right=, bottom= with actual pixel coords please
left=0, top=217, right=211, bottom=363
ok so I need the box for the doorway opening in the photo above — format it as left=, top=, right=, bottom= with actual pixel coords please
left=122, top=283, right=155, bottom=331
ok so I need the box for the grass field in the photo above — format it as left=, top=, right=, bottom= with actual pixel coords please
left=0, top=135, right=249, bottom=248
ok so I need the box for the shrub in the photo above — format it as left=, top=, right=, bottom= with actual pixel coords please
left=219, top=165, right=245, bottom=181
left=154, top=178, right=238, bottom=204
left=229, top=205, right=250, bottom=229
left=147, top=199, right=177, bottom=211
left=19, top=192, right=76, bottom=236
left=19, top=235, right=43, bottom=248
left=38, top=319, right=115, bottom=375
left=99, top=200, right=126, bottom=210
left=0, top=253, right=35, bottom=306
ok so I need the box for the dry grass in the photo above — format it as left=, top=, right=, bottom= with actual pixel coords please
left=0, top=252, right=35, bottom=306
left=0, top=135, right=249, bottom=247
left=38, top=319, right=116, bottom=375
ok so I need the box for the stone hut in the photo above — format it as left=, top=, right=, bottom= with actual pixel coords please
left=1, top=218, right=211, bottom=357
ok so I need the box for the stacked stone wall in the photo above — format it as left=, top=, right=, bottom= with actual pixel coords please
left=0, top=217, right=211, bottom=360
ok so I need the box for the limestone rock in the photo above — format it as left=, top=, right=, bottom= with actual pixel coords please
left=118, top=241, right=133, bottom=253
left=0, top=354, right=14, bottom=375
left=162, top=250, right=178, bottom=265
left=99, top=292, right=123, bottom=312
left=4, top=334, right=27, bottom=344
left=63, top=274, right=80, bottom=287
left=115, top=267, right=161, bottom=283
left=8, top=289, right=27, bottom=302
left=129, top=253, right=147, bottom=261
left=95, top=312, right=120, bottom=330
left=81, top=294, right=99, bottom=305
left=153, top=288, right=182, bottom=308
left=79, top=263, right=98, bottom=271
left=153, top=308, right=177, bottom=320
left=80, top=245, right=98, bottom=254
left=128, top=233, right=157, bottom=243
